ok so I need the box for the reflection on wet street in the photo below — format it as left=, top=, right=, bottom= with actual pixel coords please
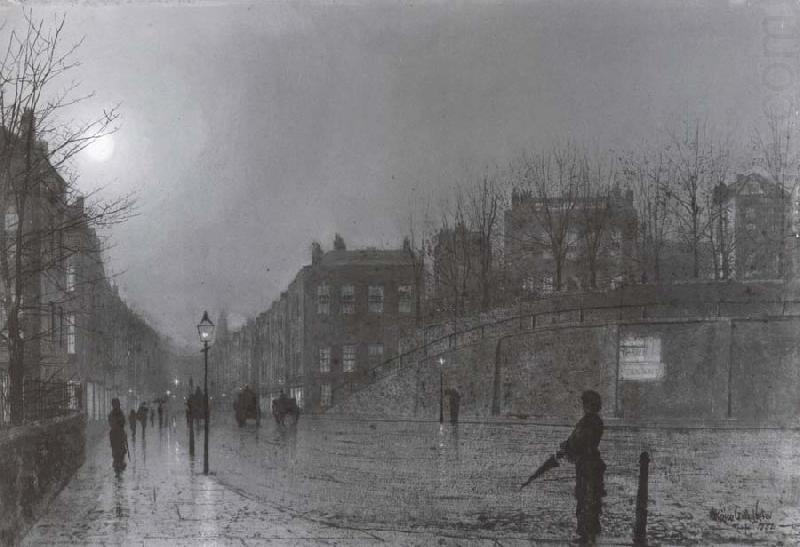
left=21, top=414, right=800, bottom=545
left=215, top=416, right=800, bottom=545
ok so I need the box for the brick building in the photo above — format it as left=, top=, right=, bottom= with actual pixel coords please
left=504, top=186, right=637, bottom=296
left=245, top=237, right=416, bottom=412
left=713, top=170, right=794, bottom=281
left=0, top=112, right=168, bottom=424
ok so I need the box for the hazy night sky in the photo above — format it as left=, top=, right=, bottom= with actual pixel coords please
left=0, top=1, right=773, bottom=347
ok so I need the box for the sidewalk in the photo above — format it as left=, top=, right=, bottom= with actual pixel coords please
left=23, top=422, right=609, bottom=546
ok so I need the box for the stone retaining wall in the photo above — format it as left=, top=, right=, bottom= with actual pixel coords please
left=0, top=413, right=86, bottom=546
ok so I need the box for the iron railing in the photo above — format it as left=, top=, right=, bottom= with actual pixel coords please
left=0, top=371, right=82, bottom=426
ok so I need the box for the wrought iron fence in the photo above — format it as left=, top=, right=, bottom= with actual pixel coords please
left=0, top=370, right=82, bottom=427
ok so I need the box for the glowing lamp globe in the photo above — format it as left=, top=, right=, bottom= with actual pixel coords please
left=197, top=311, right=215, bottom=344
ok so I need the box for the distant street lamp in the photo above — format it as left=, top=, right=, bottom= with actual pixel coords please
left=197, top=310, right=216, bottom=475
left=438, top=356, right=445, bottom=424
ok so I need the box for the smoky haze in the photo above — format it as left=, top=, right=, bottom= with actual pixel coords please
left=0, top=1, right=766, bottom=347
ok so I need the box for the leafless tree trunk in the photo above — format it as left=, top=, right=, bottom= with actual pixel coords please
left=431, top=190, right=476, bottom=325
left=404, top=206, right=432, bottom=327
left=622, top=149, right=674, bottom=284
left=466, top=171, right=505, bottom=311
left=511, top=144, right=581, bottom=292
left=752, top=101, right=799, bottom=278
left=576, top=152, right=615, bottom=289
left=0, top=13, right=131, bottom=424
left=664, top=118, right=729, bottom=280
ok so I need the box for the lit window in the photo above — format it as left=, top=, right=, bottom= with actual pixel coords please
left=343, top=345, right=356, bottom=372
left=320, top=384, right=332, bottom=407
left=541, top=276, right=554, bottom=294
left=341, top=284, right=355, bottom=314
left=66, top=261, right=76, bottom=292
left=523, top=276, right=536, bottom=293
left=398, top=285, right=412, bottom=314
left=368, top=285, right=384, bottom=313
left=317, top=283, right=330, bottom=314
left=290, top=387, right=304, bottom=409
left=4, top=207, right=17, bottom=232
left=67, top=313, right=76, bottom=354
left=368, top=344, right=384, bottom=360
left=319, top=347, right=330, bottom=372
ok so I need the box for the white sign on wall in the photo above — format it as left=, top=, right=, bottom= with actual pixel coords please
left=620, top=336, right=664, bottom=381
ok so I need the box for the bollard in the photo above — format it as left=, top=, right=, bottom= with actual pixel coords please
left=189, top=418, right=195, bottom=457
left=633, top=451, right=650, bottom=545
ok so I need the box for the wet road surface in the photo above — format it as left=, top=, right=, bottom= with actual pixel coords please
left=21, top=413, right=800, bottom=545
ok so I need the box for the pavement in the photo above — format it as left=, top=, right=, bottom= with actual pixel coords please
left=22, top=419, right=625, bottom=547
left=23, top=414, right=798, bottom=546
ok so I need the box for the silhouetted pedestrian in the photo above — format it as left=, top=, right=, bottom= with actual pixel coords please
left=137, top=402, right=149, bottom=437
left=557, top=390, right=606, bottom=545
left=158, top=400, right=164, bottom=428
left=150, top=405, right=155, bottom=427
left=128, top=409, right=137, bottom=441
left=108, top=398, right=128, bottom=472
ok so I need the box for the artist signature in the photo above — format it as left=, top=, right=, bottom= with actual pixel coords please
left=708, top=502, right=777, bottom=534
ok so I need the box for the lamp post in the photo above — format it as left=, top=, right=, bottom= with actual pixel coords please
left=438, top=357, right=444, bottom=424
left=197, top=311, right=215, bottom=475
left=188, top=377, right=195, bottom=457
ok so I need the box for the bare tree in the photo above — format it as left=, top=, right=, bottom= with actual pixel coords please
left=664, top=118, right=730, bottom=279
left=431, top=189, right=477, bottom=323
left=751, top=101, right=800, bottom=278
left=404, top=204, right=433, bottom=327
left=575, top=151, right=617, bottom=289
left=0, top=13, right=131, bottom=424
left=621, top=148, right=674, bottom=283
left=466, top=170, right=505, bottom=311
left=510, top=143, right=582, bottom=292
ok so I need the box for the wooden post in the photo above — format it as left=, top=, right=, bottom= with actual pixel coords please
left=633, top=451, right=650, bottom=545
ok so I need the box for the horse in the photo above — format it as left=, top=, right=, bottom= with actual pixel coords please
left=233, top=386, right=259, bottom=427
left=272, top=396, right=300, bottom=425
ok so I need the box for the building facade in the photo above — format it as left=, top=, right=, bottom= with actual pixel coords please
left=714, top=170, right=794, bottom=281
left=504, top=186, right=637, bottom=296
left=0, top=113, right=169, bottom=425
left=220, top=238, right=417, bottom=413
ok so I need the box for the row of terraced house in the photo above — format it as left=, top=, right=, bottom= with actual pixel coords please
left=0, top=111, right=170, bottom=427
left=209, top=237, right=418, bottom=413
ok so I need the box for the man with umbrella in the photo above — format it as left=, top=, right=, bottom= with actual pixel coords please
left=521, top=390, right=606, bottom=545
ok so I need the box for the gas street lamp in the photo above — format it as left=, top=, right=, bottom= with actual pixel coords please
left=197, top=310, right=215, bottom=475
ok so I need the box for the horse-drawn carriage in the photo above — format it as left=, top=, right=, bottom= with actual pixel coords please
left=272, top=393, right=300, bottom=425
left=233, top=386, right=260, bottom=427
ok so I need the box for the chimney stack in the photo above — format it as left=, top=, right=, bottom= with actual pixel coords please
left=311, top=241, right=323, bottom=265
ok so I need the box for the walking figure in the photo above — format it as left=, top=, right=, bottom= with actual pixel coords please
left=557, top=390, right=606, bottom=545
left=128, top=408, right=137, bottom=441
left=150, top=405, right=155, bottom=427
left=108, top=398, right=128, bottom=472
left=158, top=400, right=164, bottom=428
left=137, top=402, right=149, bottom=437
